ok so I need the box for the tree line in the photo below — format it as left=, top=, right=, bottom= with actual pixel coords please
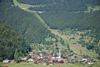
left=0, top=21, right=31, bottom=62
left=18, top=0, right=100, bottom=6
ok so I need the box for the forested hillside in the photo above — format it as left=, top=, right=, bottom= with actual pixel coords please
left=0, top=21, right=31, bottom=61
left=18, top=0, right=100, bottom=6
left=0, top=0, right=100, bottom=58
left=27, top=0, right=100, bottom=31
left=0, top=0, right=53, bottom=43
left=16, top=0, right=100, bottom=56
left=29, top=0, right=100, bottom=12
left=39, top=11, right=100, bottom=31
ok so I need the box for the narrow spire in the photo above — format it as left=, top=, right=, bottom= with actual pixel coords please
left=59, top=49, right=61, bottom=58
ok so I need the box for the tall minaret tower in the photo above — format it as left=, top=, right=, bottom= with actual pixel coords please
left=59, top=49, right=61, bottom=58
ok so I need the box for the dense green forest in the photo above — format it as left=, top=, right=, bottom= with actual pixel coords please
left=38, top=11, right=100, bottom=30
left=18, top=0, right=100, bottom=6
left=28, top=0, right=100, bottom=31
left=0, top=21, right=31, bottom=62
left=28, top=0, right=99, bottom=12
left=0, top=0, right=54, bottom=44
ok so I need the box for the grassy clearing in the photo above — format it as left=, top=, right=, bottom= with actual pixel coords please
left=13, top=0, right=45, bottom=8
left=84, top=6, right=100, bottom=13
left=50, top=29, right=98, bottom=58
left=70, top=44, right=98, bottom=58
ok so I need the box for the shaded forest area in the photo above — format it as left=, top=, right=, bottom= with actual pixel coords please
left=28, top=0, right=100, bottom=31
left=17, top=0, right=100, bottom=6
left=0, top=21, right=31, bottom=61
left=39, top=11, right=100, bottom=31
left=29, top=0, right=100, bottom=12
left=0, top=0, right=54, bottom=44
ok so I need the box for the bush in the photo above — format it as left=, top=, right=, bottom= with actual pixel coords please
left=46, top=62, right=49, bottom=65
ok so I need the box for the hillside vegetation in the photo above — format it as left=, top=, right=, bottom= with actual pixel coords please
left=20, top=0, right=100, bottom=56
left=17, top=0, right=100, bottom=6
left=0, top=0, right=100, bottom=62
left=28, top=0, right=100, bottom=31
left=0, top=0, right=54, bottom=44
left=0, top=21, right=31, bottom=61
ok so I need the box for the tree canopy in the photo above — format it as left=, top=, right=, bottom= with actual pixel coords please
left=0, top=0, right=53, bottom=44
left=0, top=21, right=31, bottom=61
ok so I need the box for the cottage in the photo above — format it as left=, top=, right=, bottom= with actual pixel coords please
left=21, top=57, right=27, bottom=60
left=61, top=55, right=68, bottom=59
left=82, top=58, right=88, bottom=62
left=87, top=62, right=94, bottom=65
left=29, top=52, right=35, bottom=58
left=20, top=57, right=27, bottom=62
left=27, top=59, right=34, bottom=62
left=37, top=56, right=43, bottom=59
left=50, top=53, right=55, bottom=56
left=34, top=60, right=37, bottom=64
left=48, top=61, right=53, bottom=65
left=52, top=58, right=58, bottom=62
left=73, top=55, right=77, bottom=58
left=87, top=60, right=94, bottom=65
left=3, top=59, right=10, bottom=63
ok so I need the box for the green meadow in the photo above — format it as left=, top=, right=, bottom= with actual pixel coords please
left=0, top=62, right=100, bottom=67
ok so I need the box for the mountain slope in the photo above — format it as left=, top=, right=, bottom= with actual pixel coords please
left=0, top=0, right=52, bottom=43
left=0, top=20, right=31, bottom=61
left=14, top=0, right=100, bottom=56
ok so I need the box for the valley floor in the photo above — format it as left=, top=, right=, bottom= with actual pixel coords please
left=0, top=62, right=100, bottom=67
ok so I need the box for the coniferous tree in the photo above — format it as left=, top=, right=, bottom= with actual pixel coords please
left=14, top=49, right=20, bottom=63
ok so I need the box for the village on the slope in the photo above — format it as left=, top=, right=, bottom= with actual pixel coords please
left=3, top=49, right=94, bottom=65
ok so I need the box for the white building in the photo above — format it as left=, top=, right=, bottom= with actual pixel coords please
left=3, top=59, right=10, bottom=63
left=56, top=49, right=65, bottom=62
left=27, top=59, right=34, bottom=62
left=87, top=62, right=94, bottom=65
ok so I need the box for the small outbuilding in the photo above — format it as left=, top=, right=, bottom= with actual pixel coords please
left=3, top=59, right=10, bottom=63
left=27, top=59, right=34, bottom=62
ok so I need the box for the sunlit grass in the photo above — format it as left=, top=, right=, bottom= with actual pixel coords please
left=84, top=6, right=100, bottom=13
left=13, top=0, right=45, bottom=8
left=1, top=62, right=100, bottom=67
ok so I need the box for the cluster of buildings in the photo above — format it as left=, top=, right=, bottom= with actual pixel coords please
left=20, top=49, right=94, bottom=65
left=3, top=49, right=94, bottom=65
